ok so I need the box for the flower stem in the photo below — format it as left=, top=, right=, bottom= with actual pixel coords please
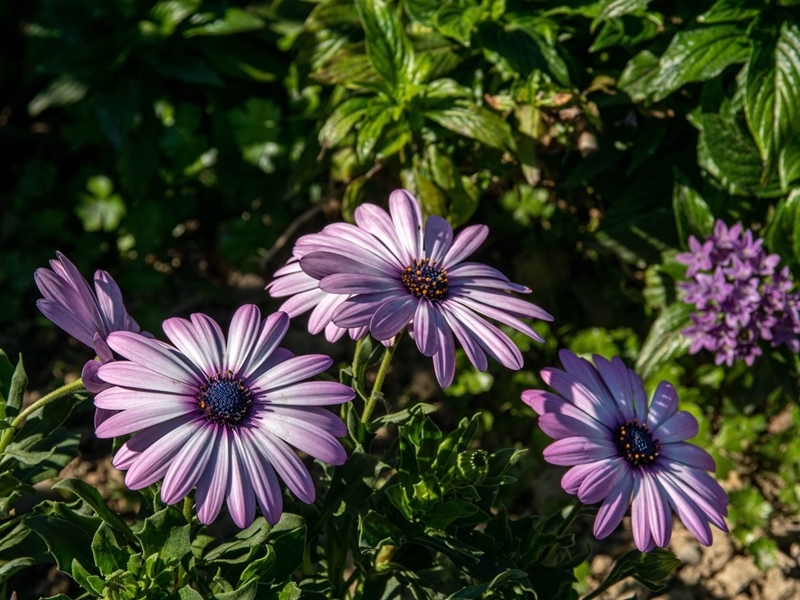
left=350, top=337, right=368, bottom=402
left=544, top=500, right=583, bottom=563
left=361, top=333, right=402, bottom=425
left=0, top=378, right=85, bottom=455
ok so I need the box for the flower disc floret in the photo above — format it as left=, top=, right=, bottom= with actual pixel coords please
left=402, top=258, right=449, bottom=301
left=523, top=349, right=728, bottom=552
left=199, top=372, right=252, bottom=426
left=617, top=420, right=660, bottom=467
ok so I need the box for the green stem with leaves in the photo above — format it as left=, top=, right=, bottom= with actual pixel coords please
left=0, top=378, right=85, bottom=455
left=351, top=337, right=368, bottom=402
left=361, top=333, right=403, bottom=425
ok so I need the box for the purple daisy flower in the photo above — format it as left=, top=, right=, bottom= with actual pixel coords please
left=293, top=189, right=553, bottom=388
left=93, top=305, right=354, bottom=528
left=267, top=257, right=368, bottom=343
left=35, top=252, right=144, bottom=424
left=523, top=350, right=728, bottom=552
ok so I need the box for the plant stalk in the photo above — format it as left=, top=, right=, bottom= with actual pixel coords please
left=0, top=378, right=85, bottom=455
left=360, top=333, right=402, bottom=425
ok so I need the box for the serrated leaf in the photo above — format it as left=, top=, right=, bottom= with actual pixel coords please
left=649, top=25, right=750, bottom=102
left=744, top=15, right=800, bottom=181
left=779, top=140, right=800, bottom=188
left=699, top=0, right=763, bottom=23
left=763, top=189, right=800, bottom=266
left=590, top=0, right=651, bottom=32
left=319, top=97, right=369, bottom=150
left=91, top=522, right=130, bottom=577
left=425, top=105, right=515, bottom=150
left=355, top=0, right=413, bottom=91
left=183, top=8, right=264, bottom=37
left=217, top=579, right=258, bottom=600
left=436, top=4, right=483, bottom=45
left=72, top=558, right=105, bottom=595
left=698, top=80, right=784, bottom=197
left=617, top=50, right=660, bottom=102
left=54, top=479, right=135, bottom=540
left=357, top=107, right=393, bottom=162
left=447, top=568, right=529, bottom=599
left=7, top=354, right=25, bottom=415
left=636, top=302, right=693, bottom=381
left=179, top=586, right=205, bottom=600
left=673, top=171, right=715, bottom=245
left=27, top=515, right=97, bottom=578
left=423, top=499, right=479, bottom=529
left=136, top=507, right=191, bottom=562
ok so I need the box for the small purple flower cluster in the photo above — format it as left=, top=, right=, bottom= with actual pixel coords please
left=677, top=220, right=800, bottom=366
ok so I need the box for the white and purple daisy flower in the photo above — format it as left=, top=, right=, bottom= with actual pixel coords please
left=35, top=252, right=144, bottom=423
left=523, top=350, right=728, bottom=552
left=93, top=305, right=354, bottom=528
left=285, top=189, right=552, bottom=388
left=267, top=257, right=368, bottom=343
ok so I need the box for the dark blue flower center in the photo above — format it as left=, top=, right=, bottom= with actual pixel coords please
left=199, top=372, right=252, bottom=426
left=402, top=258, right=449, bottom=302
left=616, top=420, right=660, bottom=467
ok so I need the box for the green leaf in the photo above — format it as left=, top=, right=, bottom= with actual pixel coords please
left=447, top=569, right=529, bottom=599
left=183, top=8, right=264, bottom=37
left=179, top=586, right=205, bottom=600
left=0, top=557, right=36, bottom=583
left=91, top=523, right=130, bottom=577
left=744, top=15, right=800, bottom=181
left=699, top=0, right=764, bottom=23
left=7, top=354, right=26, bottom=415
left=590, top=0, right=651, bottom=32
left=217, top=579, right=259, bottom=600
left=28, top=75, right=88, bottom=117
left=239, top=546, right=275, bottom=584
left=359, top=510, right=404, bottom=552
left=72, top=558, right=105, bottom=595
left=77, top=193, right=126, bottom=233
left=635, top=302, right=693, bottom=381
left=618, top=50, right=660, bottom=102
left=355, top=0, right=413, bottom=91
left=763, top=189, right=800, bottom=266
left=319, top=97, right=369, bottom=150
left=779, top=140, right=800, bottom=188
left=27, top=515, right=97, bottom=578
left=0, top=351, right=15, bottom=416
left=425, top=105, right=515, bottom=150
left=435, top=4, right=483, bottom=46
left=697, top=80, right=784, bottom=197
left=672, top=171, right=715, bottom=246
left=404, top=0, right=439, bottom=27
left=357, top=106, right=393, bottom=162
left=266, top=514, right=306, bottom=583
left=342, top=175, right=370, bottom=223
left=136, top=507, right=191, bottom=562
left=423, top=499, right=479, bottom=529
left=649, top=25, right=751, bottom=102
left=54, top=479, right=135, bottom=541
